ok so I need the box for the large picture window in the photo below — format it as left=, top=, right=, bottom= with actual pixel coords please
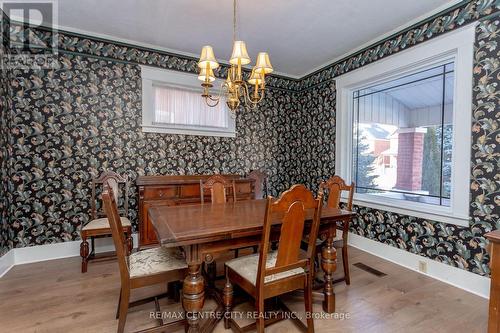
left=335, top=25, right=475, bottom=226
left=352, top=62, right=454, bottom=207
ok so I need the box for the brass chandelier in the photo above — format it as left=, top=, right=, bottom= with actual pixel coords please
left=197, top=0, right=273, bottom=112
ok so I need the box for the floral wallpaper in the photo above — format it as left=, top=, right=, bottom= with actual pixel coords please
left=5, top=22, right=300, bottom=93
left=0, top=17, right=11, bottom=256
left=355, top=16, right=500, bottom=273
left=295, top=81, right=337, bottom=190
left=294, top=17, right=499, bottom=276
left=5, top=51, right=298, bottom=248
left=0, top=0, right=499, bottom=279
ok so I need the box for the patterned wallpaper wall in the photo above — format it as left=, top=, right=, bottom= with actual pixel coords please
left=4, top=53, right=298, bottom=250
left=0, top=16, right=11, bottom=256
left=293, top=5, right=499, bottom=275
left=0, top=7, right=303, bottom=253
left=0, top=0, right=498, bottom=279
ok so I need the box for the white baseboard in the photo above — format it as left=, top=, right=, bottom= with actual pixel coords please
left=348, top=233, right=491, bottom=299
left=0, top=233, right=139, bottom=278
left=0, top=249, right=15, bottom=279
left=1, top=233, right=491, bottom=299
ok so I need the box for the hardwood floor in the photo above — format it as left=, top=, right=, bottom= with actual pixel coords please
left=0, top=247, right=488, bottom=333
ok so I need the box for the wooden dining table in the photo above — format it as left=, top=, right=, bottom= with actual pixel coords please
left=148, top=199, right=355, bottom=332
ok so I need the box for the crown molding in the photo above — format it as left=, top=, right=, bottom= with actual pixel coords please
left=5, top=13, right=301, bottom=80
left=2, top=0, right=493, bottom=87
left=299, top=0, right=466, bottom=79
left=3, top=1, right=467, bottom=81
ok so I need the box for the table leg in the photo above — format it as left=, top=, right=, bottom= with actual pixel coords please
left=80, top=235, right=89, bottom=273
left=183, top=245, right=205, bottom=333
left=321, top=225, right=337, bottom=313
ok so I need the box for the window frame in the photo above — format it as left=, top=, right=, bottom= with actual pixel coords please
left=335, top=24, right=475, bottom=226
left=141, top=65, right=236, bottom=137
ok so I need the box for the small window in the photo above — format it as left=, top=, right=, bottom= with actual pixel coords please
left=335, top=25, right=475, bottom=226
left=141, top=66, right=235, bottom=137
left=352, top=62, right=454, bottom=207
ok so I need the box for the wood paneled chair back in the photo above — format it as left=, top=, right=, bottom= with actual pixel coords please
left=318, top=175, right=355, bottom=285
left=200, top=174, right=237, bottom=204
left=319, top=175, right=354, bottom=211
left=200, top=175, right=245, bottom=283
left=247, top=170, right=268, bottom=199
left=102, top=182, right=187, bottom=333
left=80, top=171, right=132, bottom=273
left=91, top=171, right=129, bottom=219
left=102, top=183, right=129, bottom=279
left=224, top=184, right=323, bottom=333
left=258, top=185, right=323, bottom=290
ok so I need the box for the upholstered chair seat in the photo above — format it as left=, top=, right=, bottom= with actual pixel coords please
left=80, top=171, right=133, bottom=273
left=226, top=250, right=306, bottom=285
left=223, top=185, right=323, bottom=333
left=129, top=247, right=187, bottom=278
left=102, top=183, right=187, bottom=333
left=82, top=217, right=131, bottom=231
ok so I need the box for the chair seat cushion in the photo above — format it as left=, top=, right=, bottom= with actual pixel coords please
left=225, top=251, right=305, bottom=285
left=129, top=247, right=187, bottom=278
left=82, top=217, right=131, bottom=231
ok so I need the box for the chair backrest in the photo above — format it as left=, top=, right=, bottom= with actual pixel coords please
left=256, top=184, right=323, bottom=289
left=102, top=182, right=130, bottom=285
left=319, top=176, right=354, bottom=210
left=200, top=175, right=236, bottom=204
left=91, top=171, right=129, bottom=220
left=233, top=178, right=256, bottom=201
left=247, top=170, right=268, bottom=199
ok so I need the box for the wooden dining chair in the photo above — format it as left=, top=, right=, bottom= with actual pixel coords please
left=223, top=184, right=323, bottom=333
left=315, top=176, right=355, bottom=285
left=80, top=171, right=133, bottom=273
left=234, top=172, right=266, bottom=257
left=200, top=174, right=237, bottom=204
left=247, top=170, right=268, bottom=199
left=201, top=175, right=259, bottom=260
left=200, top=175, right=237, bottom=283
left=102, top=182, right=188, bottom=333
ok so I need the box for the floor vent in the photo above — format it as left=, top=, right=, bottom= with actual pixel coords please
left=353, top=262, right=387, bottom=277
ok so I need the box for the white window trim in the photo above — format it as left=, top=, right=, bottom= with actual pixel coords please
left=335, top=24, right=475, bottom=227
left=141, top=65, right=236, bottom=137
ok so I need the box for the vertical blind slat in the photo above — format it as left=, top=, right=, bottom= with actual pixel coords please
left=154, top=86, right=228, bottom=128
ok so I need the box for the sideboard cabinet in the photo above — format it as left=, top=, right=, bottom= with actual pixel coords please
left=137, top=175, right=257, bottom=247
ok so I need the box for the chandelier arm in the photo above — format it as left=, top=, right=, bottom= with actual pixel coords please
left=207, top=80, right=231, bottom=105
left=198, top=0, right=271, bottom=112
left=207, top=95, right=220, bottom=103
left=205, top=96, right=220, bottom=107
left=240, top=81, right=265, bottom=106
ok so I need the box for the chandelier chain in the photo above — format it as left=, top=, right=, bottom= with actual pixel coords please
left=233, top=0, right=236, bottom=42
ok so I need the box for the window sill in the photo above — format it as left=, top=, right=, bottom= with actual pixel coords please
left=142, top=124, right=236, bottom=138
left=343, top=194, right=470, bottom=227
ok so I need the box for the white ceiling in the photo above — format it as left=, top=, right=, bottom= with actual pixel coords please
left=54, top=0, right=457, bottom=78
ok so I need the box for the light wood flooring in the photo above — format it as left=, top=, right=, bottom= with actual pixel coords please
left=0, top=247, right=488, bottom=333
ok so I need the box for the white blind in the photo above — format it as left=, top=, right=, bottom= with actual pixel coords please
left=154, top=85, right=228, bottom=128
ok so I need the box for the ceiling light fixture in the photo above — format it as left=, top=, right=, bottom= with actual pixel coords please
left=197, top=0, right=273, bottom=113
